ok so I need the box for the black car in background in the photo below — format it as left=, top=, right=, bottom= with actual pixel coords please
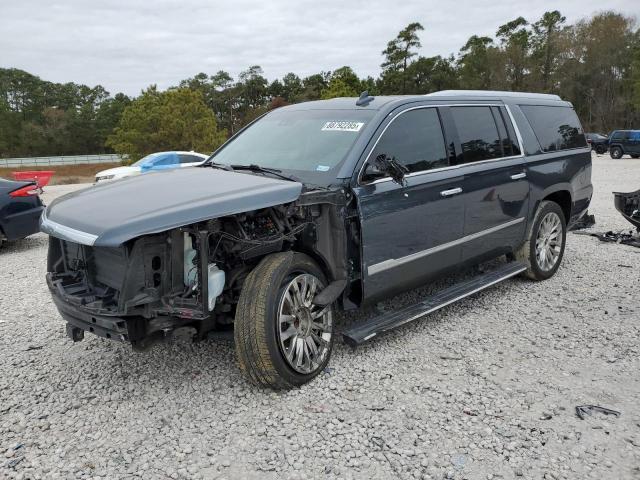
left=0, top=178, right=44, bottom=248
left=585, top=132, right=608, bottom=154
left=608, top=130, right=640, bottom=159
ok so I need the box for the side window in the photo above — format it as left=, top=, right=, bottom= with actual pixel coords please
left=450, top=106, right=504, bottom=163
left=369, top=108, right=448, bottom=175
left=630, top=131, right=640, bottom=141
left=520, top=105, right=588, bottom=151
left=179, top=154, right=203, bottom=164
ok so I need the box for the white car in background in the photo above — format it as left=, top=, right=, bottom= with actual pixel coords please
left=95, top=151, right=209, bottom=183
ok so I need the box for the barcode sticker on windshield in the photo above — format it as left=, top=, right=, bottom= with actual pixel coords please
left=322, top=121, right=364, bottom=132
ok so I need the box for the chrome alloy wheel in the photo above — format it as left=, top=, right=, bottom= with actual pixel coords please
left=277, top=273, right=333, bottom=374
left=535, top=212, right=563, bottom=271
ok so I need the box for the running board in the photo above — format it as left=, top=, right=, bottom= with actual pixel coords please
left=342, top=261, right=526, bottom=347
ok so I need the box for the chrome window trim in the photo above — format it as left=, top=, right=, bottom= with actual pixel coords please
left=40, top=212, right=98, bottom=246
left=357, top=103, right=526, bottom=186
left=367, top=217, right=525, bottom=276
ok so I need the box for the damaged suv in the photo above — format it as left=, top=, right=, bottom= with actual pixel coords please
left=42, top=90, right=592, bottom=388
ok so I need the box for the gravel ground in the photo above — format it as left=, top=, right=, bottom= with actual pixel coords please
left=1, top=153, right=639, bottom=480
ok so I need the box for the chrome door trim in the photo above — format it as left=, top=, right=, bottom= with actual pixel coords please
left=357, top=103, right=527, bottom=187
left=367, top=217, right=525, bottom=276
left=510, top=172, right=527, bottom=180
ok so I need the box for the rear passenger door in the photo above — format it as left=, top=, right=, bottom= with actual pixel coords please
left=445, top=105, right=529, bottom=263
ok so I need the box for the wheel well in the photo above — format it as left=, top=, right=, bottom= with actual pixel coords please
left=543, top=191, right=572, bottom=222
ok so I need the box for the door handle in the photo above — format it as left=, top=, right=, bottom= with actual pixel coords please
left=440, top=187, right=463, bottom=197
left=510, top=172, right=526, bottom=180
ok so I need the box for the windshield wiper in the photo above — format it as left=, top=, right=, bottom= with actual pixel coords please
left=230, top=164, right=299, bottom=183
left=207, top=161, right=234, bottom=172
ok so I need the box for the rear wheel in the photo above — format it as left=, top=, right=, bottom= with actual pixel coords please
left=631, top=154, right=640, bottom=159
left=595, top=144, right=606, bottom=155
left=610, top=146, right=623, bottom=159
left=515, top=201, right=566, bottom=281
left=234, top=252, right=334, bottom=389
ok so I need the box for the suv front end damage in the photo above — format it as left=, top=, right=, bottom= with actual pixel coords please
left=45, top=190, right=356, bottom=349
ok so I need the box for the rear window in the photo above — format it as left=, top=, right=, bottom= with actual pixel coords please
left=520, top=105, right=587, bottom=152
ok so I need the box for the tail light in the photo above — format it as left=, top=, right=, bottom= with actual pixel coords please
left=9, top=185, right=41, bottom=197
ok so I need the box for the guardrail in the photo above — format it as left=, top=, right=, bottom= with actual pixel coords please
left=0, top=154, right=124, bottom=168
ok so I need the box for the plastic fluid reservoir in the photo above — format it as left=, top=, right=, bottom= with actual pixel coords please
left=208, top=264, right=225, bottom=311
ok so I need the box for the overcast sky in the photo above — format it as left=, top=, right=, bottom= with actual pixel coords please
left=1, top=0, right=637, bottom=96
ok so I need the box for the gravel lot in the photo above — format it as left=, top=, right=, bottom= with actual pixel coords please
left=1, top=153, right=639, bottom=480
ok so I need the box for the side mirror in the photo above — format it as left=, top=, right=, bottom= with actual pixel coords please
left=371, top=154, right=408, bottom=185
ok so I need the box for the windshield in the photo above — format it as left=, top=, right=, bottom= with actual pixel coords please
left=210, top=108, right=375, bottom=181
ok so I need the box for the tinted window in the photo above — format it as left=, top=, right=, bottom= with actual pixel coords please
left=610, top=131, right=625, bottom=141
left=370, top=108, right=448, bottom=174
left=630, top=131, right=640, bottom=141
left=451, top=106, right=503, bottom=163
left=520, top=105, right=587, bottom=151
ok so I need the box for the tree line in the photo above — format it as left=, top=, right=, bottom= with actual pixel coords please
left=1, top=10, right=638, bottom=160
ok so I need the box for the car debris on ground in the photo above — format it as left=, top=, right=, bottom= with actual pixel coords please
left=575, top=405, right=621, bottom=420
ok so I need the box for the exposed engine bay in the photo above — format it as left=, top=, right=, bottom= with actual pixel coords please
left=46, top=190, right=359, bottom=348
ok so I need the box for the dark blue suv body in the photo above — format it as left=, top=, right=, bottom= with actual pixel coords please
left=42, top=90, right=593, bottom=388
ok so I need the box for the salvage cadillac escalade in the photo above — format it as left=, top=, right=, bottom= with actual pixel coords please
left=41, top=90, right=592, bottom=389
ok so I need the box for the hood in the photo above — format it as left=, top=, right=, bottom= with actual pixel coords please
left=96, top=166, right=140, bottom=177
left=42, top=167, right=302, bottom=247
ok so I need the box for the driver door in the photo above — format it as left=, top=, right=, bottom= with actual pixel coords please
left=353, top=106, right=466, bottom=302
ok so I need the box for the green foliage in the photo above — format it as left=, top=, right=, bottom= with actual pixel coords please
left=380, top=22, right=425, bottom=94
left=106, top=88, right=226, bottom=163
left=321, top=67, right=364, bottom=99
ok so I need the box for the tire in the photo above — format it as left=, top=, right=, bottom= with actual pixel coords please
left=515, top=201, right=567, bottom=281
left=610, top=146, right=623, bottom=159
left=595, top=145, right=606, bottom=155
left=631, top=154, right=640, bottom=159
left=234, top=252, right=335, bottom=389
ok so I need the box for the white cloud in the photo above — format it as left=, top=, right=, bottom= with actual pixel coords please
left=0, top=0, right=637, bottom=95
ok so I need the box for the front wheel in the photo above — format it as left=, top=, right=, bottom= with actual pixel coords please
left=515, top=201, right=567, bottom=281
left=595, top=145, right=606, bottom=155
left=610, top=146, right=623, bottom=159
left=234, top=252, right=334, bottom=389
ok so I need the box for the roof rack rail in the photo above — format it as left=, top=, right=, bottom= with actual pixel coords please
left=425, top=90, right=562, bottom=101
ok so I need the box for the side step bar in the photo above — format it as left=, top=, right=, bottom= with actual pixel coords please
left=342, top=261, right=526, bottom=347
